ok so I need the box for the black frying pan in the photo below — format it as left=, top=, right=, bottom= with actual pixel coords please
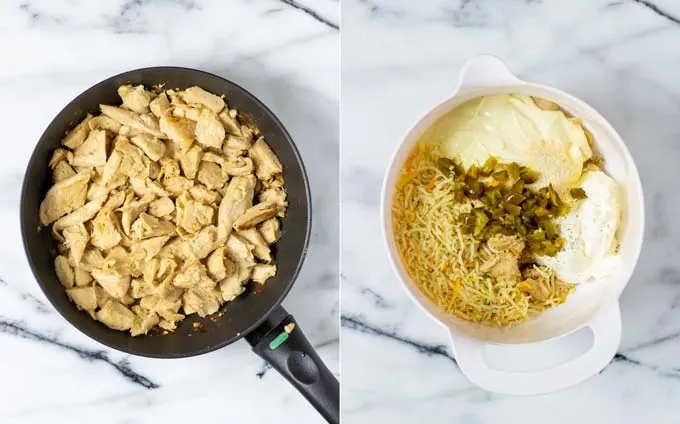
left=20, top=67, right=339, bottom=423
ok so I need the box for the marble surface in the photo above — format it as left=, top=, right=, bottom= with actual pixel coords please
left=0, top=1, right=338, bottom=423
left=341, top=0, right=680, bottom=423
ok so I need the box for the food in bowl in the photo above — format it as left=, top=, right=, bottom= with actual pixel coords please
left=39, top=84, right=287, bottom=336
left=392, top=94, right=621, bottom=327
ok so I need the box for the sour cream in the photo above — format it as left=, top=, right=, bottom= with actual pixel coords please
left=538, top=170, right=621, bottom=283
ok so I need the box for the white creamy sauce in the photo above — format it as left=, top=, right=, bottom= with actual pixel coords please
left=538, top=170, right=621, bottom=283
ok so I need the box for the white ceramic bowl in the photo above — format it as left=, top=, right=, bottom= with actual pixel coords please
left=381, top=55, right=644, bottom=395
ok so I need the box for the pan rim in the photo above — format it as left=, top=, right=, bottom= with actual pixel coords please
left=20, top=66, right=312, bottom=358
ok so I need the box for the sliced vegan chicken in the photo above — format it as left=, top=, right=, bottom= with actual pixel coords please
left=258, top=218, right=280, bottom=245
left=249, top=138, right=282, bottom=180
left=118, top=85, right=152, bottom=113
left=62, top=114, right=93, bottom=149
left=251, top=264, right=276, bottom=285
left=180, top=86, right=225, bottom=113
left=100, top=104, right=165, bottom=138
left=130, top=134, right=165, bottom=162
left=62, top=223, right=89, bottom=264
left=233, top=201, right=281, bottom=231
left=195, top=108, right=225, bottom=149
left=39, top=173, right=90, bottom=225
left=217, top=175, right=255, bottom=241
left=237, top=228, right=271, bottom=262
left=96, top=300, right=136, bottom=331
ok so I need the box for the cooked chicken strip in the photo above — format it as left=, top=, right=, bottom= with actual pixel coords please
left=218, top=109, right=242, bottom=136
left=190, top=225, right=219, bottom=259
left=39, top=173, right=90, bottom=225
left=148, top=196, right=175, bottom=218
left=131, top=213, right=176, bottom=240
left=172, top=104, right=202, bottom=121
left=489, top=252, right=522, bottom=284
left=162, top=176, right=194, bottom=196
left=131, top=235, right=171, bottom=262
left=225, top=234, right=255, bottom=266
left=180, top=86, right=225, bottom=113
left=130, top=307, right=159, bottom=336
left=179, top=145, right=203, bottom=179
left=67, top=286, right=97, bottom=311
left=240, top=124, right=258, bottom=141
left=197, top=161, right=227, bottom=189
left=55, top=255, right=75, bottom=288
left=141, top=258, right=160, bottom=288
left=258, top=218, right=280, bottom=244
left=140, top=295, right=184, bottom=323
left=96, top=300, right=136, bottom=331
left=219, top=263, right=252, bottom=302
left=176, top=193, right=214, bottom=233
left=62, top=223, right=89, bottom=264
left=74, top=268, right=93, bottom=287
left=150, top=92, right=171, bottom=118
left=223, top=156, right=254, bottom=176
left=72, top=128, right=108, bottom=168
left=217, top=175, right=255, bottom=241
left=101, top=149, right=123, bottom=186
left=233, top=201, right=281, bottom=231
left=101, top=190, right=127, bottom=211
left=119, top=193, right=155, bottom=235
left=92, top=268, right=131, bottom=299
left=172, top=261, right=208, bottom=289
left=237, top=228, right=271, bottom=262
left=118, top=84, right=152, bottom=114
left=223, top=134, right=253, bottom=157
left=52, top=161, right=77, bottom=182
left=259, top=187, right=287, bottom=207
left=249, top=138, right=283, bottom=181
left=116, top=138, right=147, bottom=179
left=159, top=157, right=181, bottom=178
left=206, top=247, right=234, bottom=281
left=195, top=108, right=225, bottom=149
left=183, top=283, right=222, bottom=317
left=130, top=134, right=165, bottom=162
left=159, top=115, right=195, bottom=150
left=88, top=115, right=122, bottom=133
left=71, top=249, right=105, bottom=273
left=49, top=148, right=73, bottom=169
left=252, top=264, right=276, bottom=285
left=189, top=184, right=220, bottom=204
left=51, top=195, right=107, bottom=237
left=90, top=210, right=123, bottom=250
left=62, top=114, right=93, bottom=149
left=100, top=104, right=165, bottom=138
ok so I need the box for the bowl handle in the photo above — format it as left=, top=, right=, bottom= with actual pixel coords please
left=449, top=301, right=621, bottom=395
left=455, top=55, right=523, bottom=93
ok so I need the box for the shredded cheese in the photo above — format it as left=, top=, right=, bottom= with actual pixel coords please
left=393, top=144, right=574, bottom=326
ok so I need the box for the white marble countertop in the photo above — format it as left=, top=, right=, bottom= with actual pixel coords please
left=0, top=1, right=338, bottom=423
left=341, top=0, right=680, bottom=423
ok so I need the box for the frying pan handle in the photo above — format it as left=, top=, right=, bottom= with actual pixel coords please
left=449, top=301, right=621, bottom=395
left=246, top=306, right=339, bottom=424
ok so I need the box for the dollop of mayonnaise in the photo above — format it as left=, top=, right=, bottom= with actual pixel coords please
left=537, top=171, right=621, bottom=284
left=422, top=94, right=592, bottom=193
